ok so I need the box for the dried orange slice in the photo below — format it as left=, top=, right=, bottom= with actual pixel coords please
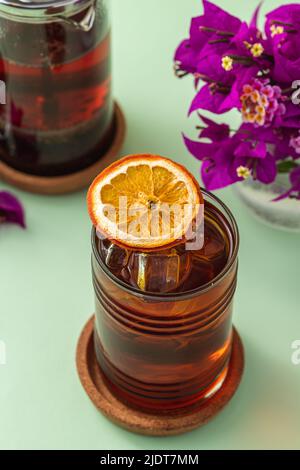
left=87, top=154, right=203, bottom=250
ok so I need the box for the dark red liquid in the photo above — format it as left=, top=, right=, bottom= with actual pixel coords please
left=92, top=199, right=238, bottom=412
left=0, top=7, right=114, bottom=176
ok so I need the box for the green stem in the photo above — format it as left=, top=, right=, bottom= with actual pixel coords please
left=277, top=160, right=299, bottom=174
left=199, top=26, right=234, bottom=37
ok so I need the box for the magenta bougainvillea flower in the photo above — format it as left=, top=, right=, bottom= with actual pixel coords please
left=174, top=0, right=242, bottom=76
left=288, top=166, right=300, bottom=199
left=184, top=117, right=277, bottom=190
left=274, top=166, right=300, bottom=201
left=0, top=191, right=25, bottom=228
left=290, top=132, right=300, bottom=155
left=265, top=4, right=300, bottom=83
left=174, top=1, right=300, bottom=200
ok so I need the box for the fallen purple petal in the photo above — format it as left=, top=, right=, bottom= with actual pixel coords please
left=0, top=191, right=26, bottom=228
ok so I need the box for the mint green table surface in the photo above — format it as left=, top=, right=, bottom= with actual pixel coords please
left=0, top=0, right=299, bottom=450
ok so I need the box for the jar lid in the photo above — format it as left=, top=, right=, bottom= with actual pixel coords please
left=0, top=0, right=95, bottom=22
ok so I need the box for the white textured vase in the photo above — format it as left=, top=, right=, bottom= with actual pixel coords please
left=234, top=174, right=300, bottom=233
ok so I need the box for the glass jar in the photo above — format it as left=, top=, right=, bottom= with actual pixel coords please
left=0, top=0, right=114, bottom=176
left=234, top=174, right=300, bottom=233
left=91, top=190, right=239, bottom=413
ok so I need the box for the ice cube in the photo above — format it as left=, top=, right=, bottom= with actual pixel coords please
left=179, top=258, right=215, bottom=291
left=191, top=220, right=228, bottom=277
left=99, top=239, right=129, bottom=275
left=126, top=247, right=191, bottom=293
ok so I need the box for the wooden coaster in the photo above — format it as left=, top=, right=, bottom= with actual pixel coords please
left=76, top=316, right=245, bottom=436
left=0, top=102, right=126, bottom=195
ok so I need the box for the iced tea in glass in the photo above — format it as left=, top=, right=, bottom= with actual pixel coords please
left=89, top=156, right=239, bottom=413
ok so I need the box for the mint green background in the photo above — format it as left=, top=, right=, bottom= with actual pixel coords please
left=0, top=0, right=299, bottom=450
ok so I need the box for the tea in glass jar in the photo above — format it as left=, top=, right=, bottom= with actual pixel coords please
left=0, top=0, right=114, bottom=176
